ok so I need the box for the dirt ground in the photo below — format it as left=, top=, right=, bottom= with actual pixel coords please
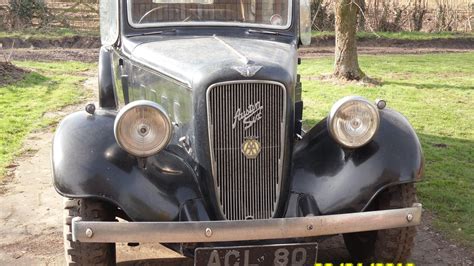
left=4, top=48, right=100, bottom=63
left=5, top=46, right=473, bottom=64
left=300, top=36, right=474, bottom=57
left=0, top=36, right=101, bottom=49
left=0, top=71, right=473, bottom=265
left=0, top=61, right=28, bottom=86
left=1, top=35, right=473, bottom=63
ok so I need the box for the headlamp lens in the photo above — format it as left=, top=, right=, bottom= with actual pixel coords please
left=329, top=96, right=380, bottom=148
left=114, top=100, right=172, bottom=157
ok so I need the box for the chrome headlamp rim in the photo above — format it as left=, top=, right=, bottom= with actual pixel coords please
left=114, top=100, right=173, bottom=157
left=328, top=96, right=380, bottom=148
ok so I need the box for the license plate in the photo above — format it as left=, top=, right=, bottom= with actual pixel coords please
left=194, top=242, right=318, bottom=266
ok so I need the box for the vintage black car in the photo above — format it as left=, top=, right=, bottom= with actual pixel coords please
left=52, top=0, right=424, bottom=265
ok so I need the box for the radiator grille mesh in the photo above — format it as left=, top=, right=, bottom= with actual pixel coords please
left=207, top=81, right=286, bottom=220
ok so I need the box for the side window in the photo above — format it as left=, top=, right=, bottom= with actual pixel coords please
left=100, top=0, right=120, bottom=46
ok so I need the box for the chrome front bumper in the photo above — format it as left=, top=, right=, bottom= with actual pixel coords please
left=72, top=203, right=422, bottom=243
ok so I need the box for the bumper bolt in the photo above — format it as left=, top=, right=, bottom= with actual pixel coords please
left=307, top=224, right=313, bottom=231
left=205, top=228, right=212, bottom=238
left=406, top=213, right=414, bottom=222
left=85, top=228, right=94, bottom=238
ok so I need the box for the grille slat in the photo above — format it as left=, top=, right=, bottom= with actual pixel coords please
left=207, top=81, right=286, bottom=220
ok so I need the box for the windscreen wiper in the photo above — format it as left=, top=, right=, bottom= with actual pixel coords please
left=127, top=29, right=177, bottom=38
left=247, top=29, right=293, bottom=37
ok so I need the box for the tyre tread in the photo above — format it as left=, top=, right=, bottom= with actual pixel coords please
left=344, top=183, right=418, bottom=263
left=63, top=198, right=116, bottom=266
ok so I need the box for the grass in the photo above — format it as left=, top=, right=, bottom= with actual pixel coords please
left=312, top=31, right=474, bottom=40
left=299, top=52, right=474, bottom=247
left=0, top=61, right=94, bottom=177
left=0, top=27, right=98, bottom=40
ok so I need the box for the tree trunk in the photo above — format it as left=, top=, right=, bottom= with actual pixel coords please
left=334, top=0, right=365, bottom=80
left=357, top=0, right=366, bottom=31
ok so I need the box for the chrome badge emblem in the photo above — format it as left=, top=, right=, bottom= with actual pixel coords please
left=232, top=101, right=263, bottom=130
left=241, top=138, right=261, bottom=159
left=232, top=64, right=262, bottom=77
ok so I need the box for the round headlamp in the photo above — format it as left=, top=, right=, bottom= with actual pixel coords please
left=328, top=96, right=380, bottom=148
left=114, top=100, right=172, bottom=157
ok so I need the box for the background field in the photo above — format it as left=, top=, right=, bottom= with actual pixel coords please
left=1, top=53, right=472, bottom=249
left=299, top=52, right=474, bottom=247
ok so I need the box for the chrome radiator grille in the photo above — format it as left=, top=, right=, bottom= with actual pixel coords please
left=207, top=81, right=286, bottom=220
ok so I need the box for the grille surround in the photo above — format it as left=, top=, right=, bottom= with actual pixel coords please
left=206, top=80, right=287, bottom=220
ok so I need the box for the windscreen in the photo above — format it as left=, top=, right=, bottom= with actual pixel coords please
left=127, top=0, right=291, bottom=29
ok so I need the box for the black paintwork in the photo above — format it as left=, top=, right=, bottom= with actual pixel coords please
left=53, top=110, right=207, bottom=221
left=98, top=47, right=117, bottom=109
left=294, top=74, right=303, bottom=136
left=52, top=0, right=424, bottom=254
left=286, top=109, right=424, bottom=217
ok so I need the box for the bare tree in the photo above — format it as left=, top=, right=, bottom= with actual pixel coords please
left=333, top=0, right=365, bottom=80
left=412, top=0, right=428, bottom=31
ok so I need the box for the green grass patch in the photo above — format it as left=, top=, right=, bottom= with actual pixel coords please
left=299, top=52, right=474, bottom=247
left=0, top=61, right=94, bottom=176
left=0, top=27, right=98, bottom=40
left=312, top=31, right=474, bottom=40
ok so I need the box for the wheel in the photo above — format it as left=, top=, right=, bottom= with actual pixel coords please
left=63, top=198, right=116, bottom=265
left=343, top=183, right=417, bottom=263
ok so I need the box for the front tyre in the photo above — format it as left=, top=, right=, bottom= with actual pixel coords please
left=63, top=198, right=116, bottom=265
left=343, top=183, right=417, bottom=263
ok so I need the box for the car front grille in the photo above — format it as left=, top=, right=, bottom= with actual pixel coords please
left=207, top=81, right=286, bottom=220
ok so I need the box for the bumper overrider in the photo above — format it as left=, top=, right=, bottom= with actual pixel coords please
left=72, top=203, right=421, bottom=243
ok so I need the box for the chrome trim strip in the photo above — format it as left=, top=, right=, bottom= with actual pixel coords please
left=72, top=204, right=422, bottom=243
left=212, top=35, right=249, bottom=65
left=206, top=80, right=287, bottom=220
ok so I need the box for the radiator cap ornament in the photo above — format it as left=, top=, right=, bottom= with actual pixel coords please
left=241, top=137, right=261, bottom=159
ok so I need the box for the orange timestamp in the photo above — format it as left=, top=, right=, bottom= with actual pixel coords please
left=315, top=263, right=415, bottom=266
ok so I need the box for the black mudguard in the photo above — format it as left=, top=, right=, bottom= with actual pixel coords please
left=286, top=108, right=424, bottom=217
left=52, top=110, right=204, bottom=221
left=53, top=108, right=423, bottom=221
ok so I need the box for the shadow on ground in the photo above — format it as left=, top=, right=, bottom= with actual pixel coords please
left=118, top=257, right=193, bottom=266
